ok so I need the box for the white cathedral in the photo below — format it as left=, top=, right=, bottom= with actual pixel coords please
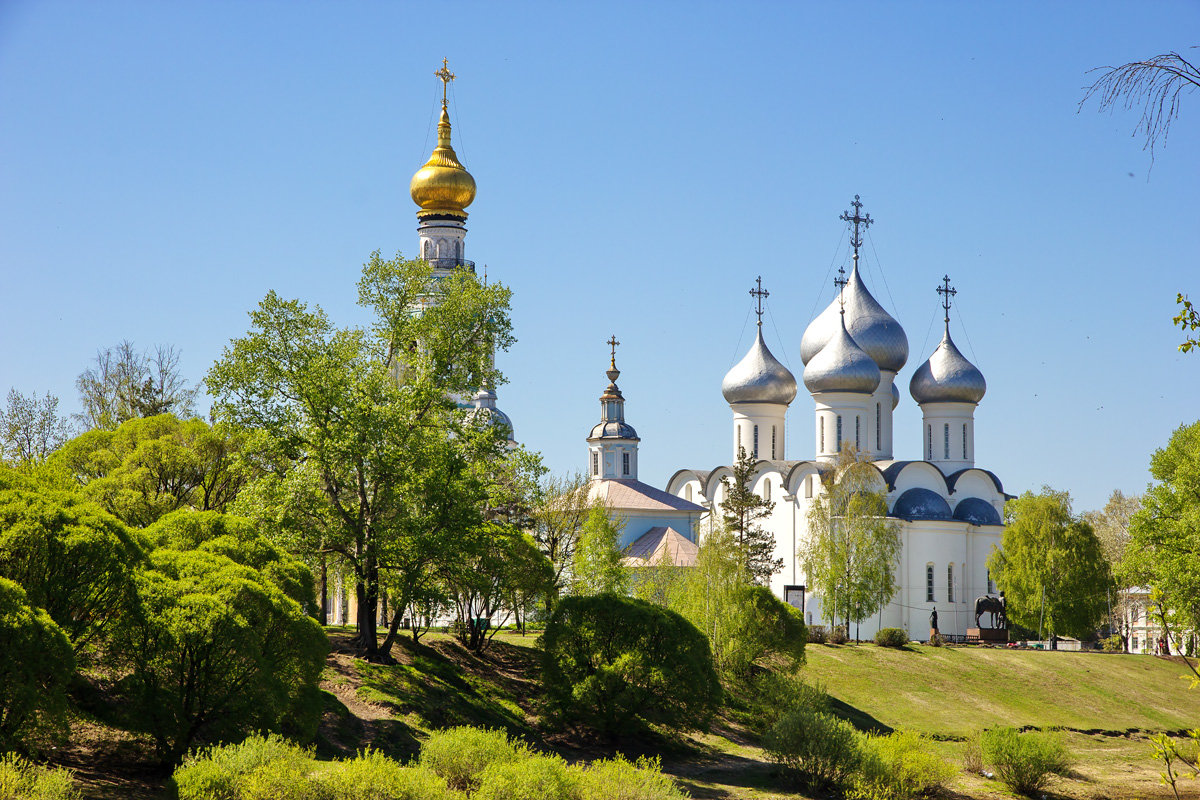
left=404, top=64, right=1006, bottom=642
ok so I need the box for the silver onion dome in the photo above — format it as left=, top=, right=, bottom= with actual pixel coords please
left=722, top=328, right=798, bottom=405
left=800, top=265, right=909, bottom=372
left=909, top=327, right=986, bottom=404
left=466, top=387, right=515, bottom=441
left=803, top=315, right=881, bottom=394
left=891, top=381, right=900, bottom=410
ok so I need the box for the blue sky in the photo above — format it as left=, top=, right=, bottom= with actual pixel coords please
left=1, top=2, right=1196, bottom=512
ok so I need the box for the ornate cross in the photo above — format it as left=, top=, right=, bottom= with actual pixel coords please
left=435, top=58, right=455, bottom=106
left=840, top=194, right=873, bottom=256
left=750, top=276, right=769, bottom=327
left=938, top=275, right=957, bottom=323
left=607, top=335, right=620, bottom=368
left=834, top=266, right=848, bottom=316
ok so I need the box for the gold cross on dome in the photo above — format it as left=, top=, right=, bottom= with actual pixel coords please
left=435, top=58, right=455, bottom=106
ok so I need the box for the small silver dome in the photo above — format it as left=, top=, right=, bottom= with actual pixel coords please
left=803, top=315, right=881, bottom=394
left=722, top=327, right=798, bottom=405
left=909, top=327, right=986, bottom=405
left=589, top=420, right=639, bottom=440
left=800, top=264, right=909, bottom=372
left=891, top=381, right=900, bottom=410
left=466, top=388, right=515, bottom=441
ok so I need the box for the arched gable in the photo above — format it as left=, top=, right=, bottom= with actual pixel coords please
left=946, top=468, right=1004, bottom=497
left=784, top=461, right=824, bottom=498
left=885, top=461, right=950, bottom=497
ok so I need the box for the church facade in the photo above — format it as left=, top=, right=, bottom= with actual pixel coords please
left=663, top=199, right=1007, bottom=641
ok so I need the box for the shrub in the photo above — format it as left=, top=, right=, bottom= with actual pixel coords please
left=829, top=625, right=849, bottom=644
left=849, top=730, right=955, bottom=800
left=1101, top=634, right=1123, bottom=653
left=962, top=733, right=983, bottom=774
left=541, top=594, right=720, bottom=736
left=0, top=753, right=80, bottom=800
left=723, top=586, right=806, bottom=676
left=929, top=633, right=945, bottom=647
left=747, top=672, right=829, bottom=733
left=172, top=734, right=315, bottom=800
left=322, top=750, right=460, bottom=800
left=418, top=727, right=526, bottom=792
left=874, top=628, right=908, bottom=648
left=0, top=579, right=74, bottom=751
left=763, top=705, right=862, bottom=792
left=577, top=755, right=688, bottom=800
left=474, top=755, right=578, bottom=800
left=807, top=625, right=828, bottom=644
left=980, top=727, right=1071, bottom=795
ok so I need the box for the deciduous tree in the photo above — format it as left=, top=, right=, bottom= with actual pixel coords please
left=0, top=390, right=71, bottom=468
left=0, top=578, right=73, bottom=751
left=571, top=501, right=628, bottom=597
left=75, top=341, right=198, bottom=431
left=1083, top=489, right=1141, bottom=645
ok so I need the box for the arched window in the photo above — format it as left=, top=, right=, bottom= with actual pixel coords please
left=927, top=425, right=932, bottom=459
left=763, top=480, right=771, bottom=502
left=944, top=423, right=950, bottom=459
left=771, top=426, right=777, bottom=460
left=820, top=417, right=825, bottom=452
left=987, top=569, right=995, bottom=595
left=836, top=415, right=843, bottom=451
left=947, top=563, right=955, bottom=603
left=685, top=484, right=693, bottom=502
left=855, top=416, right=861, bottom=449
left=963, top=423, right=968, bottom=460
left=622, top=452, right=630, bottom=476
left=753, top=425, right=759, bottom=458
left=926, top=564, right=935, bottom=602
left=422, top=239, right=433, bottom=259
left=876, top=403, right=881, bottom=449
left=737, top=426, right=742, bottom=452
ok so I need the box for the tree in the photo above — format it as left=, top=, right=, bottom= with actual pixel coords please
left=530, top=471, right=590, bottom=614
left=1175, top=294, right=1200, bottom=354
left=50, top=414, right=255, bottom=528
left=988, top=488, right=1112, bottom=640
left=1083, top=489, right=1141, bottom=645
left=541, top=594, right=721, bottom=737
left=0, top=577, right=74, bottom=751
left=1080, top=49, right=1198, bottom=163
left=801, top=448, right=900, bottom=634
left=0, top=390, right=71, bottom=468
left=206, top=252, right=513, bottom=660
left=115, top=547, right=327, bottom=764
left=1123, top=421, right=1200, bottom=656
left=75, top=341, right=199, bottom=431
left=720, top=447, right=782, bottom=585
left=571, top=501, right=628, bottom=597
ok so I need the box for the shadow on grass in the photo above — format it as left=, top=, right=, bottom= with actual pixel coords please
left=826, top=695, right=894, bottom=735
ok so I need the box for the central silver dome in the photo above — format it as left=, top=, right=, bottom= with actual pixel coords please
left=722, top=328, right=798, bottom=405
left=801, top=264, right=909, bottom=372
left=909, top=327, right=986, bottom=404
left=803, top=315, right=881, bottom=394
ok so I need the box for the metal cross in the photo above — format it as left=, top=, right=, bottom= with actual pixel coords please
left=607, top=335, right=620, bottom=367
left=435, top=58, right=455, bottom=106
left=938, top=275, right=957, bottom=323
left=750, top=276, right=769, bottom=327
left=839, top=194, right=874, bottom=255
left=834, top=266, right=848, bottom=315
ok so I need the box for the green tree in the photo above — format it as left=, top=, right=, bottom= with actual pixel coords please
left=115, top=547, right=327, bottom=764
left=0, top=390, right=71, bottom=469
left=541, top=594, right=721, bottom=737
left=988, top=488, right=1112, bottom=640
left=207, top=252, right=513, bottom=660
left=1083, top=489, right=1142, bottom=646
left=719, top=447, right=782, bottom=585
left=0, top=577, right=74, bottom=751
left=801, top=449, right=900, bottom=633
left=1174, top=294, right=1200, bottom=354
left=571, top=501, right=628, bottom=596
left=50, top=414, right=255, bottom=527
left=75, top=341, right=199, bottom=431
left=1123, top=421, right=1200, bottom=654
left=530, top=471, right=590, bottom=614
left=0, top=486, right=143, bottom=652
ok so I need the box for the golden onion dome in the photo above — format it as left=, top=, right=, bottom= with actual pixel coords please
left=410, top=103, right=476, bottom=218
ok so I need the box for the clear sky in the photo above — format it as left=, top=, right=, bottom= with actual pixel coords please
left=1, top=2, right=1197, bottom=513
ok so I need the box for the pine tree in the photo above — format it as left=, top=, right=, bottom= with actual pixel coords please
left=719, top=447, right=782, bottom=585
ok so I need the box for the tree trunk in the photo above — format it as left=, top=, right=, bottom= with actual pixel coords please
left=319, top=552, right=329, bottom=626
left=353, top=554, right=381, bottom=660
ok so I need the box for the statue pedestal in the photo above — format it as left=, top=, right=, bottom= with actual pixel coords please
left=967, top=627, right=1007, bottom=644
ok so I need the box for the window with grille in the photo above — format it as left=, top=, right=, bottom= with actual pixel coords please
left=622, top=452, right=630, bottom=476
left=591, top=452, right=598, bottom=476
left=963, top=424, right=968, bottom=460
left=855, top=416, right=861, bottom=449
left=753, top=425, right=759, bottom=458
left=837, top=415, right=843, bottom=451
left=876, top=403, right=881, bottom=449
left=771, top=426, right=777, bottom=459
left=944, top=423, right=950, bottom=459
left=927, top=425, right=932, bottom=459
left=926, top=564, right=935, bottom=602
left=947, top=563, right=955, bottom=603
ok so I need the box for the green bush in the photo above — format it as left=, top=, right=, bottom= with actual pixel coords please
left=763, top=705, right=862, bottom=792
left=746, top=672, right=829, bottom=734
left=576, top=755, right=688, bottom=800
left=322, top=750, right=460, bottom=800
left=962, top=733, right=983, bottom=774
left=874, top=628, right=908, bottom=648
left=980, top=727, right=1071, bottom=795
left=0, top=579, right=74, bottom=751
left=807, top=625, right=828, bottom=644
left=849, top=730, right=955, bottom=800
left=418, top=727, right=526, bottom=792
left=172, top=734, right=315, bottom=800
left=829, top=625, right=849, bottom=644
left=1101, top=634, right=1123, bottom=652
left=723, top=586, right=806, bottom=676
left=541, top=594, right=720, bottom=736
left=474, top=755, right=578, bottom=800
left=0, top=753, right=80, bottom=800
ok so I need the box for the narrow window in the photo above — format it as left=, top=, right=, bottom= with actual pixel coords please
left=944, top=423, right=950, bottom=459
left=591, top=452, right=599, bottom=476
left=771, top=426, right=777, bottom=460
left=876, top=403, right=881, bottom=449
left=804, top=475, right=813, bottom=498
left=855, top=416, right=861, bottom=449
left=927, top=425, right=932, bottom=459
left=763, top=481, right=771, bottom=502
left=926, top=564, right=935, bottom=602
left=753, top=425, right=759, bottom=459
left=836, top=415, right=843, bottom=451
left=963, top=423, right=968, bottom=460
left=737, top=426, right=742, bottom=451
left=622, top=452, right=630, bottom=476
left=947, top=563, right=955, bottom=603
left=987, top=569, right=995, bottom=595
left=820, top=417, right=825, bottom=452
left=685, top=485, right=693, bottom=502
